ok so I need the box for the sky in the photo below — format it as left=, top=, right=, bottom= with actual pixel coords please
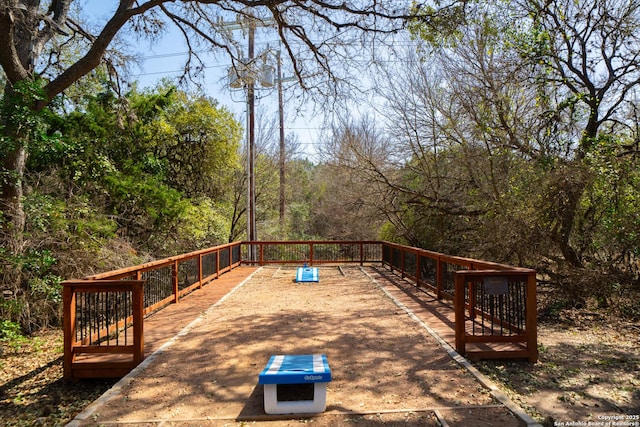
left=80, top=1, right=326, bottom=160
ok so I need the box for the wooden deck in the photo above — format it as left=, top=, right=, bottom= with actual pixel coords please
left=65, top=241, right=537, bottom=381
left=72, top=265, right=529, bottom=380
left=68, top=265, right=540, bottom=427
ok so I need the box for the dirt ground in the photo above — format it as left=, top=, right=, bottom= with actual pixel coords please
left=476, top=311, right=640, bottom=426
left=69, top=266, right=524, bottom=426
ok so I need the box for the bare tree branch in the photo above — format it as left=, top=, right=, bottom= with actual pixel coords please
left=1, top=0, right=462, bottom=108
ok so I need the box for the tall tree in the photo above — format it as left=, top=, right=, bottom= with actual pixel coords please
left=511, top=0, right=640, bottom=267
left=147, top=89, right=242, bottom=199
left=403, top=0, right=640, bottom=269
left=316, top=116, right=394, bottom=240
left=0, top=0, right=461, bottom=254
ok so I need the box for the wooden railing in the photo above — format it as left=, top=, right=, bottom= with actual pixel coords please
left=455, top=270, right=537, bottom=362
left=62, top=242, right=242, bottom=380
left=63, top=240, right=537, bottom=380
left=241, top=240, right=383, bottom=265
left=63, top=280, right=145, bottom=380
left=382, top=242, right=537, bottom=362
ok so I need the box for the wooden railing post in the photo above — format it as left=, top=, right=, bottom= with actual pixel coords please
left=63, top=283, right=75, bottom=381
left=132, top=281, right=145, bottom=364
left=526, top=272, right=538, bottom=363
left=436, top=256, right=444, bottom=300
left=416, top=252, right=421, bottom=287
left=454, top=273, right=466, bottom=355
left=172, top=260, right=179, bottom=303
left=309, top=242, right=314, bottom=266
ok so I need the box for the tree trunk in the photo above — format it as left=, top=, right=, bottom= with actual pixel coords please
left=0, top=96, right=29, bottom=309
left=1, top=83, right=29, bottom=256
left=548, top=164, right=588, bottom=269
left=1, top=144, right=27, bottom=254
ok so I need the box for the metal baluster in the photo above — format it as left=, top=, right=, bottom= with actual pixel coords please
left=480, top=284, right=486, bottom=335
left=148, top=271, right=154, bottom=307
left=106, top=291, right=111, bottom=346
left=84, top=292, right=90, bottom=344
left=117, top=290, right=122, bottom=346
left=518, top=282, right=524, bottom=331
left=520, top=281, right=525, bottom=331
left=499, top=293, right=505, bottom=335
left=101, top=292, right=106, bottom=345
left=78, top=293, right=84, bottom=344
left=89, top=293, right=95, bottom=345
left=471, top=283, right=478, bottom=336
left=507, top=282, right=513, bottom=335
left=490, top=292, right=495, bottom=335
left=123, top=290, right=128, bottom=344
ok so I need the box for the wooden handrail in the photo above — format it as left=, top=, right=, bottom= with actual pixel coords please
left=85, top=242, right=242, bottom=280
left=241, top=240, right=383, bottom=265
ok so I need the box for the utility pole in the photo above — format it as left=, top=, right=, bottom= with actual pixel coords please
left=247, top=20, right=257, bottom=261
left=277, top=50, right=286, bottom=232
left=226, top=16, right=281, bottom=257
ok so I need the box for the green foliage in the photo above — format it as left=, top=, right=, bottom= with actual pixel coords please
left=377, top=221, right=408, bottom=245
left=28, top=275, right=62, bottom=304
left=0, top=247, right=61, bottom=331
left=104, top=169, right=187, bottom=228
left=28, top=131, right=117, bottom=185
left=506, top=22, right=552, bottom=66
left=23, top=193, right=68, bottom=234
left=407, top=1, right=467, bottom=49
left=581, top=136, right=640, bottom=266
left=18, top=249, right=57, bottom=274
left=0, top=295, right=24, bottom=318
left=145, top=89, right=242, bottom=198
left=288, top=202, right=312, bottom=239
left=29, top=82, right=243, bottom=250
left=0, top=320, right=27, bottom=350
left=0, top=78, right=245, bottom=331
left=175, top=198, right=232, bottom=250
left=24, top=191, right=118, bottom=243
left=0, top=79, right=48, bottom=148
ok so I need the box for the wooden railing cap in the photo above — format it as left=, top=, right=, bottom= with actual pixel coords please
left=455, top=268, right=536, bottom=277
